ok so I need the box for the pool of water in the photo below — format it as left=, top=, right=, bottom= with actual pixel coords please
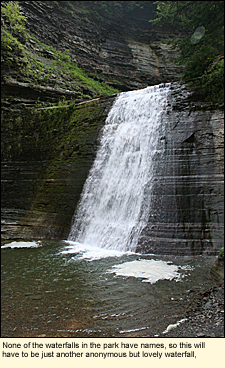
left=1, top=240, right=216, bottom=337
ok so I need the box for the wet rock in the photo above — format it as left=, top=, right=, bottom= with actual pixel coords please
left=1, top=97, right=115, bottom=240
left=137, top=106, right=224, bottom=256
left=161, top=284, right=224, bottom=337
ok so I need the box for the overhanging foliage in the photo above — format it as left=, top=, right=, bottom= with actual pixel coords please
left=151, top=1, right=224, bottom=106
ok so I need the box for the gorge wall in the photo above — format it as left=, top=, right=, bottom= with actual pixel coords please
left=1, top=95, right=115, bottom=240
left=137, top=85, right=224, bottom=255
left=1, top=1, right=224, bottom=255
left=18, top=1, right=184, bottom=91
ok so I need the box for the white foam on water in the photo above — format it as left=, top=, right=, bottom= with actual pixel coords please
left=120, top=326, right=148, bottom=334
left=62, top=240, right=133, bottom=261
left=162, top=318, right=187, bottom=334
left=107, top=259, right=193, bottom=284
left=1, top=240, right=42, bottom=249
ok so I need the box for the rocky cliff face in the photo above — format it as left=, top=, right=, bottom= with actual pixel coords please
left=1, top=95, right=115, bottom=240
left=1, top=0, right=185, bottom=243
left=137, top=87, right=224, bottom=255
left=19, top=1, right=183, bottom=91
left=1, top=2, right=224, bottom=255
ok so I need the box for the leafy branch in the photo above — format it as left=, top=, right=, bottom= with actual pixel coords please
left=151, top=1, right=224, bottom=106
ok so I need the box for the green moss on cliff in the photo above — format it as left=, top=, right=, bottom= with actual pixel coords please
left=29, top=97, right=114, bottom=214
left=1, top=1, right=28, bottom=71
left=1, top=1, right=119, bottom=100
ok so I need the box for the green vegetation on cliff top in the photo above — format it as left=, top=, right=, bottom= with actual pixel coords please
left=1, top=1, right=224, bottom=105
left=152, top=1, right=224, bottom=107
left=1, top=1, right=119, bottom=100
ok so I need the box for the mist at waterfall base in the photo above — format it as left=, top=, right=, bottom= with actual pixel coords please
left=1, top=84, right=217, bottom=337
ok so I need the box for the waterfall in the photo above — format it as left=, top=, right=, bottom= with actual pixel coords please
left=68, top=84, right=171, bottom=251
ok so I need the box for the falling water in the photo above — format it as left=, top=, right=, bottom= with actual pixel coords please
left=68, top=84, right=171, bottom=251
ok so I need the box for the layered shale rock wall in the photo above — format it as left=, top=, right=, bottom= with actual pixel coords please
left=137, top=102, right=224, bottom=255
left=1, top=96, right=116, bottom=240
left=19, top=1, right=183, bottom=91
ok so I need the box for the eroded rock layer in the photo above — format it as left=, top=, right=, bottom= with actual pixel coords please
left=19, top=1, right=183, bottom=91
left=137, top=87, right=224, bottom=255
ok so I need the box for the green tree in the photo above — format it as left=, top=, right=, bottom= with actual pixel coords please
left=151, top=1, right=224, bottom=106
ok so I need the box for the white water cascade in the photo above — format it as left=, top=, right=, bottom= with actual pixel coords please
left=68, top=84, right=171, bottom=251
